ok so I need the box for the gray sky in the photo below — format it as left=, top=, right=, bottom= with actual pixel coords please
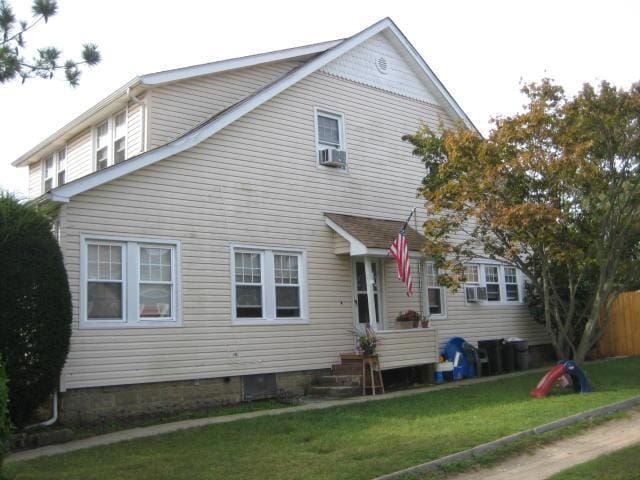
left=1, top=0, right=639, bottom=196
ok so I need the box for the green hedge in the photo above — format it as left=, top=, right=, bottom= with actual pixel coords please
left=0, top=358, right=9, bottom=479
left=0, top=193, right=72, bottom=427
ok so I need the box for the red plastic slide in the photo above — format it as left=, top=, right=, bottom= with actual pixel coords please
left=530, top=364, right=566, bottom=398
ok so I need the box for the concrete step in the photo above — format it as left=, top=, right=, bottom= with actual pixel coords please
left=332, top=364, right=362, bottom=375
left=308, top=385, right=361, bottom=398
left=314, top=375, right=361, bottom=387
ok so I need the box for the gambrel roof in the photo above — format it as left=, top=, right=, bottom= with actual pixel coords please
left=36, top=17, right=477, bottom=203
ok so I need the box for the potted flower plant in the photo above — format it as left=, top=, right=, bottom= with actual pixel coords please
left=396, top=309, right=423, bottom=328
left=355, top=326, right=378, bottom=356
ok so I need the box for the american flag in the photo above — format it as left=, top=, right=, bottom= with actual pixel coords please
left=389, top=228, right=413, bottom=296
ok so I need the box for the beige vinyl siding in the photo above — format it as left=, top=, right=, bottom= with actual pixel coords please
left=384, top=257, right=421, bottom=330
left=66, top=129, right=93, bottom=183
left=28, top=161, right=41, bottom=197
left=126, top=99, right=145, bottom=157
left=146, top=60, right=302, bottom=149
left=58, top=69, right=546, bottom=391
left=377, top=329, right=438, bottom=370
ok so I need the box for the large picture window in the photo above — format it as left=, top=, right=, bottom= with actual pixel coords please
left=231, top=246, right=306, bottom=323
left=82, top=237, right=179, bottom=327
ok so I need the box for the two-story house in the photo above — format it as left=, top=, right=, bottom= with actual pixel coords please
left=12, top=18, right=549, bottom=423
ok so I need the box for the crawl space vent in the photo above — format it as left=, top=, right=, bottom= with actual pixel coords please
left=243, top=373, right=277, bottom=401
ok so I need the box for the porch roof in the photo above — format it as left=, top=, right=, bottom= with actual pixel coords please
left=325, top=212, right=425, bottom=256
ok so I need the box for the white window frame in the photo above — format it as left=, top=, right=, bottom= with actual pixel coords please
left=93, top=109, right=128, bottom=171
left=423, top=262, right=447, bottom=320
left=80, top=234, right=181, bottom=328
left=484, top=265, right=502, bottom=302
left=313, top=107, right=347, bottom=170
left=464, top=262, right=524, bottom=305
left=230, top=244, right=308, bottom=325
left=41, top=147, right=67, bottom=192
left=503, top=266, right=520, bottom=302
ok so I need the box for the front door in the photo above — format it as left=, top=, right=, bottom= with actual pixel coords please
left=353, top=259, right=383, bottom=329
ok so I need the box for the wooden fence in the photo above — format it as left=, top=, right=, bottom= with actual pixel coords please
left=595, top=291, right=640, bottom=358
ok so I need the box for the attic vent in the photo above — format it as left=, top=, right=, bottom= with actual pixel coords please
left=375, top=56, right=388, bottom=74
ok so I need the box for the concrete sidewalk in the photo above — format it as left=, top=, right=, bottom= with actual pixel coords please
left=7, top=366, right=548, bottom=464
left=449, top=410, right=640, bottom=480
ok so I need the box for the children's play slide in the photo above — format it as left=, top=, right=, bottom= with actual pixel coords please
left=530, top=360, right=592, bottom=398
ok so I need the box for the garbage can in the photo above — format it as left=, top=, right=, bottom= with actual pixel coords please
left=501, top=341, right=516, bottom=372
left=478, top=339, right=503, bottom=375
left=512, top=340, right=529, bottom=370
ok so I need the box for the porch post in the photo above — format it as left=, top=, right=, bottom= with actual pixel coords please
left=364, top=257, right=378, bottom=330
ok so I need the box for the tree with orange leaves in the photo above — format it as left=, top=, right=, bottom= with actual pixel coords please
left=405, top=80, right=640, bottom=360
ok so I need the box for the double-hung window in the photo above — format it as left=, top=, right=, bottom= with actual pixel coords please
left=463, top=264, right=480, bottom=284
left=42, top=147, right=67, bottom=192
left=95, top=110, right=127, bottom=171
left=504, top=266, right=520, bottom=301
left=82, top=237, right=179, bottom=327
left=484, top=265, right=501, bottom=302
left=315, top=109, right=346, bottom=168
left=57, top=149, right=66, bottom=185
left=43, top=155, right=55, bottom=192
left=425, top=263, right=446, bottom=318
left=232, top=246, right=306, bottom=323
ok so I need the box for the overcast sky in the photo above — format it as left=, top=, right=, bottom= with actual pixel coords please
left=1, top=0, right=639, bottom=196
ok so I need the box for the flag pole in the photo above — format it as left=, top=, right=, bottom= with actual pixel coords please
left=413, top=207, right=425, bottom=323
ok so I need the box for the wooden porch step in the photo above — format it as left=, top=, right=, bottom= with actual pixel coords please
left=308, top=385, right=361, bottom=398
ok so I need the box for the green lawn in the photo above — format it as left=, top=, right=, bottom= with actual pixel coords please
left=6, top=358, right=640, bottom=480
left=549, top=442, right=640, bottom=480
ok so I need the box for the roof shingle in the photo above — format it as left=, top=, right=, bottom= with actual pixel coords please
left=325, top=212, right=425, bottom=251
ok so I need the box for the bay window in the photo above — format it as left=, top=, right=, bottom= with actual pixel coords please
left=82, top=236, right=179, bottom=327
left=232, top=246, right=306, bottom=323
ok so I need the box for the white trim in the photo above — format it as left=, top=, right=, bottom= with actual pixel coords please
left=41, top=146, right=67, bottom=193
left=314, top=107, right=348, bottom=171
left=352, top=257, right=385, bottom=330
left=423, top=262, right=447, bottom=320
left=230, top=244, right=308, bottom=325
left=140, top=39, right=343, bottom=86
left=46, top=17, right=476, bottom=202
left=79, top=234, right=182, bottom=329
left=463, top=262, right=525, bottom=306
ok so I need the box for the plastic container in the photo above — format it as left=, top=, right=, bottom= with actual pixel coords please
left=512, top=340, right=529, bottom=370
left=478, top=339, right=504, bottom=375
left=501, top=341, right=516, bottom=372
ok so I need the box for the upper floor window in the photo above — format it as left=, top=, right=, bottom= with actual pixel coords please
left=42, top=147, right=67, bottom=192
left=485, top=265, right=501, bottom=302
left=95, top=110, right=127, bottom=171
left=315, top=109, right=346, bottom=169
left=231, top=245, right=307, bottom=324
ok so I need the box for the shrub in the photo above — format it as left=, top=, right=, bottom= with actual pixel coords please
left=0, top=359, right=9, bottom=479
left=0, top=193, right=72, bottom=427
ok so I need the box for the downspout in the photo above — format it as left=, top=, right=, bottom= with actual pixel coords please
left=24, top=391, right=58, bottom=430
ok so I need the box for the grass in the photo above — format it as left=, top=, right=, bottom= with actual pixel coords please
left=411, top=410, right=634, bottom=479
left=6, top=357, right=640, bottom=480
left=548, top=442, right=640, bottom=480
left=63, top=398, right=295, bottom=441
